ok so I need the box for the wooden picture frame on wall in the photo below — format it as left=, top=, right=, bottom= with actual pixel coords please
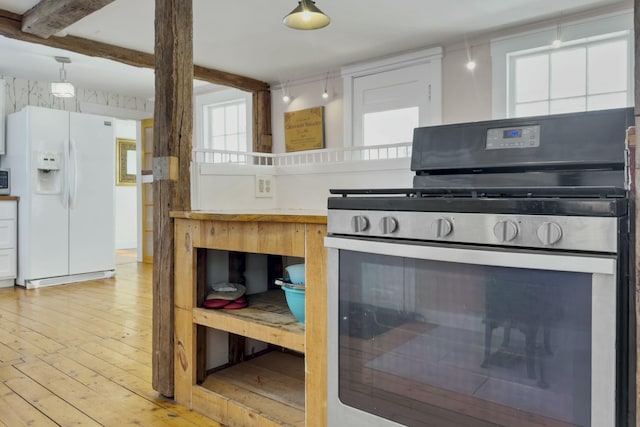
left=116, top=138, right=137, bottom=186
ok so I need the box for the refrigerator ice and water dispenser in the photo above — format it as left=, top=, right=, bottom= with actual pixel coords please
left=35, top=151, right=61, bottom=194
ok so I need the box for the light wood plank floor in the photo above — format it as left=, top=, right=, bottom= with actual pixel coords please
left=0, top=262, right=221, bottom=426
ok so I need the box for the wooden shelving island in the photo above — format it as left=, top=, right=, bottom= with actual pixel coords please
left=172, top=212, right=327, bottom=427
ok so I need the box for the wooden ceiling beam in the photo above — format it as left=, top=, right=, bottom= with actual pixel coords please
left=0, top=9, right=269, bottom=92
left=22, top=0, right=115, bottom=39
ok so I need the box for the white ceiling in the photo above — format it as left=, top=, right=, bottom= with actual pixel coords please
left=0, top=0, right=632, bottom=99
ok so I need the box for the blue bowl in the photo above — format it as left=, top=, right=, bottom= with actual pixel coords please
left=285, top=263, right=305, bottom=285
left=283, top=286, right=305, bottom=324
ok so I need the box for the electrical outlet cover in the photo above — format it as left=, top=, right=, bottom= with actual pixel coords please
left=255, top=175, right=274, bottom=198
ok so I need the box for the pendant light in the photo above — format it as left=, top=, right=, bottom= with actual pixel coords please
left=282, top=81, right=292, bottom=104
left=464, top=39, right=476, bottom=71
left=321, top=72, right=330, bottom=100
left=51, top=56, right=75, bottom=98
left=552, top=23, right=562, bottom=48
left=283, top=0, right=330, bottom=30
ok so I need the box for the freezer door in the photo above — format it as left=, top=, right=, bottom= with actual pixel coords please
left=26, top=107, right=69, bottom=280
left=68, top=112, right=115, bottom=275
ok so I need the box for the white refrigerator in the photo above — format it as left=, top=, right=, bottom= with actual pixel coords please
left=4, top=106, right=116, bottom=288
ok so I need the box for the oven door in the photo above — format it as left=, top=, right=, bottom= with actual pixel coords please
left=325, top=236, right=619, bottom=427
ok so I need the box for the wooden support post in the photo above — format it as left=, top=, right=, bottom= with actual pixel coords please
left=634, top=1, right=640, bottom=424
left=253, top=89, right=272, bottom=153
left=152, top=0, right=193, bottom=398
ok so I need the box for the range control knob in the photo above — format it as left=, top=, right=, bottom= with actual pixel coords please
left=536, top=221, right=563, bottom=245
left=431, top=217, right=453, bottom=238
left=379, top=216, right=398, bottom=234
left=351, top=215, right=369, bottom=233
left=493, top=220, right=519, bottom=243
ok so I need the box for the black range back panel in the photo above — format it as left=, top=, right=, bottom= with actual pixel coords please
left=411, top=107, right=635, bottom=174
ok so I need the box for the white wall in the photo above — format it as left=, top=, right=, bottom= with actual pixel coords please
left=1, top=74, right=154, bottom=117
left=442, top=41, right=493, bottom=124
left=114, top=119, right=138, bottom=249
left=194, top=159, right=413, bottom=213
left=271, top=75, right=344, bottom=153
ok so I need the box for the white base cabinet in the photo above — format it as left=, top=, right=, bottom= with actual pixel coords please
left=0, top=199, right=17, bottom=287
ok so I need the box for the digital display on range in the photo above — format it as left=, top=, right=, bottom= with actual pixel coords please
left=503, top=129, right=522, bottom=138
left=486, top=125, right=540, bottom=150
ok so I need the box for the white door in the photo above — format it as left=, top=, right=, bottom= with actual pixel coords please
left=68, top=112, right=115, bottom=275
left=27, top=107, right=69, bottom=280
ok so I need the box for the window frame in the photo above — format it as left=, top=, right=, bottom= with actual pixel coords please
left=509, top=33, right=630, bottom=117
left=341, top=47, right=443, bottom=147
left=195, top=87, right=253, bottom=152
left=204, top=98, right=247, bottom=152
left=491, top=10, right=633, bottom=119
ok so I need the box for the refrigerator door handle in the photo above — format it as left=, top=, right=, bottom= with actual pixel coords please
left=63, top=138, right=70, bottom=208
left=69, top=138, right=78, bottom=209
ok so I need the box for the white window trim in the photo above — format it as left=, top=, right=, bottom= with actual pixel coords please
left=341, top=47, right=443, bottom=147
left=195, top=88, right=253, bottom=151
left=491, top=10, right=633, bottom=119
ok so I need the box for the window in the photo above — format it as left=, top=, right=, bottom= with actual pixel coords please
left=510, top=35, right=629, bottom=117
left=205, top=99, right=247, bottom=152
left=195, top=88, right=253, bottom=153
left=491, top=11, right=633, bottom=118
left=363, top=107, right=419, bottom=147
left=342, top=47, right=443, bottom=147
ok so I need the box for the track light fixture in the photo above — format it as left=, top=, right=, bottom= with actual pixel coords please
left=465, top=39, right=476, bottom=72
left=552, top=23, right=562, bottom=48
left=282, top=81, right=292, bottom=104
left=322, top=72, right=329, bottom=100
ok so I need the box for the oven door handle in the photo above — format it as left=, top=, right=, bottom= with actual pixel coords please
left=324, top=236, right=616, bottom=275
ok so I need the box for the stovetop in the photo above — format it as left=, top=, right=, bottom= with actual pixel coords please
left=328, top=186, right=629, bottom=217
left=330, top=186, right=627, bottom=199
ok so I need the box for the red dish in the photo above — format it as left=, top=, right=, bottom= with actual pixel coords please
left=223, top=302, right=248, bottom=310
left=203, top=299, right=231, bottom=309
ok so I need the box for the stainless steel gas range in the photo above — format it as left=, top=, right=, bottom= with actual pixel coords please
left=325, top=108, right=635, bottom=427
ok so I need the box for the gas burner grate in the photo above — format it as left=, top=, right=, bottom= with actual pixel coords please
left=330, top=186, right=627, bottom=200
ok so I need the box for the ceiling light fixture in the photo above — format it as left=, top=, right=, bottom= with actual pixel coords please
left=51, top=56, right=75, bottom=98
left=283, top=0, right=330, bottom=30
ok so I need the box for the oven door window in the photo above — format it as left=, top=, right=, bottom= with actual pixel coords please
left=338, top=250, right=600, bottom=427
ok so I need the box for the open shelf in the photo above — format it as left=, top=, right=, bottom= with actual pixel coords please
left=173, top=215, right=326, bottom=426
left=193, top=351, right=305, bottom=427
left=193, top=290, right=305, bottom=353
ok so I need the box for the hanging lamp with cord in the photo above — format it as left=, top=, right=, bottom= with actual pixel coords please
left=464, top=38, right=476, bottom=71
left=283, top=0, right=330, bottom=30
left=282, top=80, right=292, bottom=104
left=552, top=23, right=562, bottom=48
left=50, top=56, right=75, bottom=98
left=322, top=72, right=330, bottom=100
